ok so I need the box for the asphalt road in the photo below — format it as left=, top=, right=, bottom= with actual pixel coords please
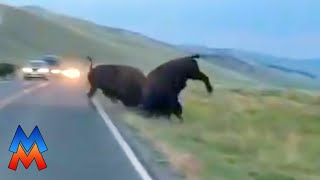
left=0, top=80, right=32, bottom=98
left=0, top=80, right=143, bottom=180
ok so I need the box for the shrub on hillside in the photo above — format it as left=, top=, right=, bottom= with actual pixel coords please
left=0, top=63, right=17, bottom=79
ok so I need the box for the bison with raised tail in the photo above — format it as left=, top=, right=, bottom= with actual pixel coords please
left=86, top=56, right=147, bottom=107
left=140, top=54, right=213, bottom=122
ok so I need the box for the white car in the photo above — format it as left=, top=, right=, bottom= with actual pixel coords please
left=22, top=60, right=50, bottom=80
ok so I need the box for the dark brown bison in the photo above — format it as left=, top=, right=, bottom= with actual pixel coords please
left=86, top=56, right=147, bottom=107
left=140, top=54, right=213, bottom=122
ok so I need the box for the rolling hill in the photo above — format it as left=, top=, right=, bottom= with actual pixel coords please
left=177, top=45, right=320, bottom=89
left=0, top=4, right=184, bottom=71
left=0, top=4, right=318, bottom=89
left=0, top=4, right=257, bottom=86
left=177, top=45, right=320, bottom=75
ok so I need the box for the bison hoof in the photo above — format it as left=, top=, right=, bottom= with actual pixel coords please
left=87, top=99, right=96, bottom=109
left=177, top=116, right=184, bottom=123
left=86, top=92, right=93, bottom=98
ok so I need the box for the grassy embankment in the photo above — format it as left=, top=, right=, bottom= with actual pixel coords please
left=98, top=60, right=320, bottom=180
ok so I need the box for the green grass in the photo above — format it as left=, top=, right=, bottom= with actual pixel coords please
left=106, top=85, right=320, bottom=180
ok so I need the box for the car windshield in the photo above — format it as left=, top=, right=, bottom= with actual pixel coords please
left=30, top=61, right=46, bottom=67
left=42, top=56, right=60, bottom=66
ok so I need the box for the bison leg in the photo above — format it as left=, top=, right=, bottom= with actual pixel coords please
left=157, top=109, right=172, bottom=121
left=102, top=90, right=119, bottom=103
left=173, top=103, right=183, bottom=123
left=191, top=71, right=213, bottom=93
left=169, top=98, right=183, bottom=123
left=87, top=86, right=97, bottom=98
left=158, top=112, right=172, bottom=122
left=110, top=97, right=119, bottom=103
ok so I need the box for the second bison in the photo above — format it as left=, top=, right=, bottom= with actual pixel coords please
left=140, top=54, right=213, bottom=122
left=86, top=56, right=147, bottom=107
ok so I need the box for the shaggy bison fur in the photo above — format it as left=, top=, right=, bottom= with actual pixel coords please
left=140, top=54, right=213, bottom=122
left=86, top=56, right=147, bottom=107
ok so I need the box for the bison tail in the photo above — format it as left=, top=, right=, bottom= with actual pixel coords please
left=86, top=56, right=93, bottom=72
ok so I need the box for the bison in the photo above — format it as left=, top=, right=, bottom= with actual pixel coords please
left=140, top=54, right=213, bottom=122
left=86, top=56, right=147, bottom=107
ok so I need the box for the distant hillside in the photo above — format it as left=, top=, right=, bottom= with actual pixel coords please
left=178, top=45, right=320, bottom=76
left=21, top=5, right=179, bottom=51
left=177, top=45, right=320, bottom=89
left=266, top=64, right=317, bottom=79
left=0, top=4, right=258, bottom=87
left=0, top=4, right=185, bottom=72
left=1, top=4, right=318, bottom=89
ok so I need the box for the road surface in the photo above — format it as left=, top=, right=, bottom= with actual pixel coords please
left=0, top=80, right=144, bottom=180
left=0, top=81, right=32, bottom=99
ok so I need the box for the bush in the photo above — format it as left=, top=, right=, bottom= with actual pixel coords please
left=0, top=63, right=17, bottom=78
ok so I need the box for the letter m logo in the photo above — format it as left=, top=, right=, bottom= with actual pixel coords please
left=8, top=125, right=48, bottom=171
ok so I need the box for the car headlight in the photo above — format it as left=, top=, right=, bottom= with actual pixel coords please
left=62, top=68, right=80, bottom=79
left=22, top=67, right=32, bottom=73
left=51, top=69, right=61, bottom=74
left=38, top=68, right=49, bottom=73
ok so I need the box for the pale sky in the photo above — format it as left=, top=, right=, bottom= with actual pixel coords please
left=2, top=0, right=320, bottom=58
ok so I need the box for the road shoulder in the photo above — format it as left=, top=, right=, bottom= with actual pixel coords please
left=94, top=94, right=185, bottom=180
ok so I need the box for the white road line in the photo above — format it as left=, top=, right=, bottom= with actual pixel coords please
left=0, top=82, right=49, bottom=109
left=92, top=97, right=153, bottom=180
left=0, top=81, right=11, bottom=84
